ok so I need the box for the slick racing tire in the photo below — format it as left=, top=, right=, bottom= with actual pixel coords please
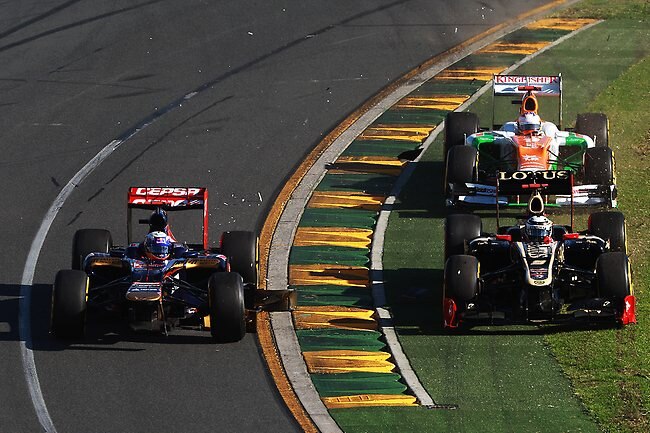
left=445, top=145, right=478, bottom=195
left=208, top=272, right=246, bottom=343
left=220, top=231, right=258, bottom=285
left=583, top=147, right=614, bottom=185
left=444, top=255, right=480, bottom=303
left=444, top=112, right=479, bottom=162
left=596, top=252, right=631, bottom=299
left=576, top=113, right=609, bottom=147
left=444, top=214, right=482, bottom=260
left=589, top=211, right=626, bottom=253
left=72, top=229, right=113, bottom=270
left=51, top=270, right=88, bottom=339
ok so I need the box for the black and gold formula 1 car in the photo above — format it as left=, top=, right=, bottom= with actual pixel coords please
left=51, top=187, right=295, bottom=342
left=442, top=172, right=636, bottom=329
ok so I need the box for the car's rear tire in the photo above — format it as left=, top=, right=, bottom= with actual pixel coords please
left=51, top=270, right=88, bottom=339
left=583, top=147, right=614, bottom=185
left=220, top=231, right=258, bottom=285
left=445, top=145, right=478, bottom=194
left=589, top=211, right=626, bottom=253
left=444, top=255, right=479, bottom=302
left=576, top=113, right=609, bottom=147
left=208, top=272, right=246, bottom=343
left=444, top=112, right=479, bottom=161
left=445, top=214, right=482, bottom=261
left=72, top=229, right=112, bottom=270
left=596, top=252, right=631, bottom=299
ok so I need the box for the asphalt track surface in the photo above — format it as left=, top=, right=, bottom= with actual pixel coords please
left=0, top=1, right=555, bottom=432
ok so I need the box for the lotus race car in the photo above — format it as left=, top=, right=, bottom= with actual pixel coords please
left=442, top=171, right=635, bottom=329
left=51, top=187, right=295, bottom=342
left=444, top=74, right=617, bottom=208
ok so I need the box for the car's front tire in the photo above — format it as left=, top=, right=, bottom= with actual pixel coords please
left=51, top=270, right=88, bottom=339
left=597, top=252, right=631, bottom=299
left=208, top=272, right=246, bottom=343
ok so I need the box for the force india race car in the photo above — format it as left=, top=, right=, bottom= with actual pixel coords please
left=444, top=74, right=617, bottom=208
left=51, top=187, right=295, bottom=342
left=442, top=171, right=636, bottom=329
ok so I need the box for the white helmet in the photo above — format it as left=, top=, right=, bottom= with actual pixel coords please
left=517, top=112, right=542, bottom=135
left=524, top=215, right=553, bottom=242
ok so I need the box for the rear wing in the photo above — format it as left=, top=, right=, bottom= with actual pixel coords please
left=496, top=170, right=575, bottom=230
left=492, top=74, right=563, bottom=129
left=127, top=187, right=209, bottom=249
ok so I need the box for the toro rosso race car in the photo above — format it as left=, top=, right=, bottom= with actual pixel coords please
left=444, top=74, right=617, bottom=208
left=442, top=171, right=636, bottom=329
left=51, top=187, right=295, bottom=342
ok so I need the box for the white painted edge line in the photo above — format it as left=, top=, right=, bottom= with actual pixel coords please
left=370, top=17, right=603, bottom=407
left=266, top=10, right=602, bottom=430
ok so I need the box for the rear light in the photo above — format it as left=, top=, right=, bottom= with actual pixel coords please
left=496, top=234, right=512, bottom=242
left=563, top=233, right=580, bottom=240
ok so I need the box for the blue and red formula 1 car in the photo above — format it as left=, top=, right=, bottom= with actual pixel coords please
left=51, top=187, right=295, bottom=342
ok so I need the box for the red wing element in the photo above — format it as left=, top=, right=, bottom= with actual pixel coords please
left=622, top=295, right=637, bottom=325
left=127, top=187, right=209, bottom=250
left=443, top=297, right=459, bottom=328
left=128, top=187, right=207, bottom=209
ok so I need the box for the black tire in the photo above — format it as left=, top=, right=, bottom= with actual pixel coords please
left=445, top=214, right=482, bottom=260
left=444, top=112, right=479, bottom=160
left=596, top=252, right=631, bottom=299
left=445, top=145, right=478, bottom=193
left=208, top=272, right=246, bottom=343
left=51, top=270, right=88, bottom=339
left=583, top=147, right=614, bottom=185
left=576, top=113, right=609, bottom=147
left=220, top=231, right=258, bottom=285
left=72, top=229, right=112, bottom=270
left=444, top=255, right=479, bottom=302
left=589, top=211, right=626, bottom=253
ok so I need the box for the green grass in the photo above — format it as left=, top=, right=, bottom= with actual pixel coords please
left=558, top=0, right=650, bottom=20
left=376, top=4, right=650, bottom=433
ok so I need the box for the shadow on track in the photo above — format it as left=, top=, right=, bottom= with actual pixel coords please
left=0, top=283, right=239, bottom=352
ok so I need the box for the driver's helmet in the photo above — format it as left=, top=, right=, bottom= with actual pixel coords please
left=144, top=231, right=172, bottom=260
left=517, top=111, right=542, bottom=135
left=524, top=215, right=553, bottom=242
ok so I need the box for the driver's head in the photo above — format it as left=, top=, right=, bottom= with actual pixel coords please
left=517, top=111, right=542, bottom=135
left=144, top=231, right=172, bottom=260
left=524, top=215, right=553, bottom=242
